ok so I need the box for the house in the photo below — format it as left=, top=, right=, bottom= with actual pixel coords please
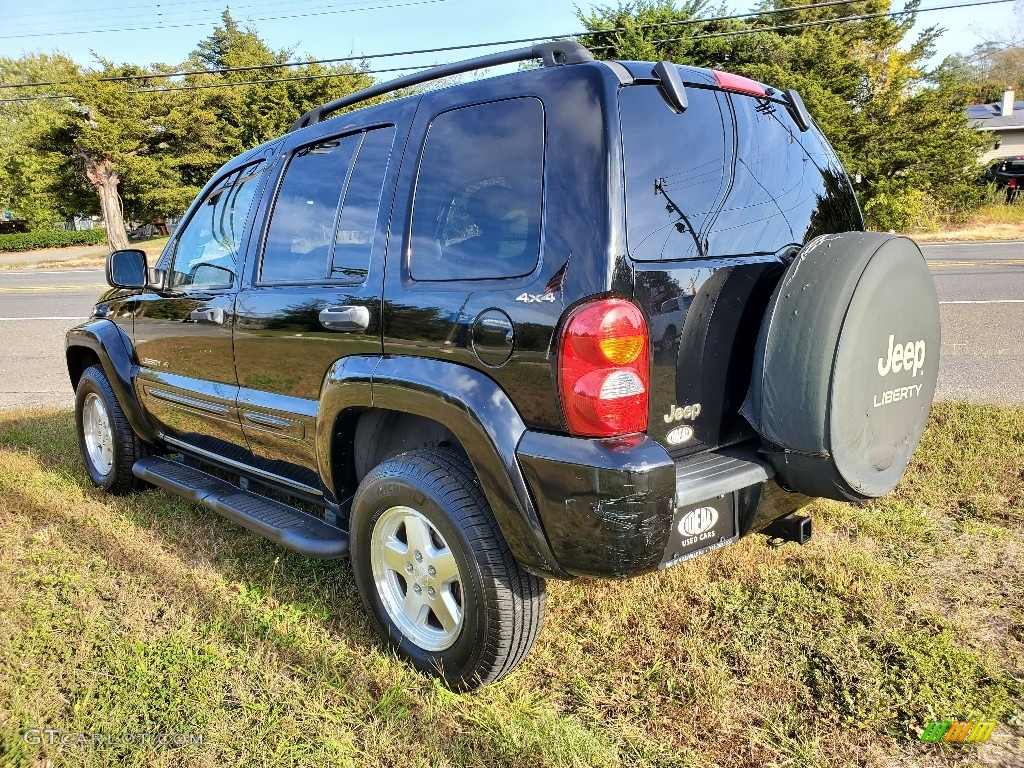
left=970, top=88, right=1024, bottom=163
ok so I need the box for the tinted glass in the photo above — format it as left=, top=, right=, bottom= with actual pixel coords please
left=331, top=127, right=396, bottom=282
left=261, top=135, right=359, bottom=284
left=793, top=120, right=864, bottom=232
left=620, top=85, right=728, bottom=261
left=622, top=84, right=862, bottom=260
left=170, top=163, right=263, bottom=289
left=1002, top=160, right=1024, bottom=173
left=707, top=94, right=821, bottom=255
left=410, top=98, right=544, bottom=281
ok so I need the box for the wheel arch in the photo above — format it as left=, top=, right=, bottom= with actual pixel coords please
left=65, top=320, right=159, bottom=443
left=317, top=355, right=569, bottom=579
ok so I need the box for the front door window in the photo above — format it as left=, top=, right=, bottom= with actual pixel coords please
left=170, top=163, right=264, bottom=290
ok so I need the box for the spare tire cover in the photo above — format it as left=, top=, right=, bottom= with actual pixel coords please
left=740, top=232, right=940, bottom=501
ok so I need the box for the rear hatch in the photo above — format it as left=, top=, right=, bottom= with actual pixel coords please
left=616, top=65, right=863, bottom=456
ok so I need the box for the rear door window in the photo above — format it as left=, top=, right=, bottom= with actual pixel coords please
left=258, top=126, right=397, bottom=285
left=260, top=135, right=360, bottom=284
left=331, top=128, right=396, bottom=282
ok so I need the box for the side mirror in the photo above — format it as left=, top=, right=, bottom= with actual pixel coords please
left=106, top=249, right=148, bottom=289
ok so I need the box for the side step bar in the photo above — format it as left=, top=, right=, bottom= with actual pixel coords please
left=133, top=456, right=349, bottom=559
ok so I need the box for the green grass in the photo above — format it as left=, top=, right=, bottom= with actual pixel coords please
left=0, top=402, right=1021, bottom=767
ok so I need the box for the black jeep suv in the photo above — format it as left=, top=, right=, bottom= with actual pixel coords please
left=66, top=42, right=941, bottom=690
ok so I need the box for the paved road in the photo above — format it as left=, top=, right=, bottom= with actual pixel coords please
left=0, top=268, right=106, bottom=408
left=0, top=240, right=1022, bottom=409
left=924, top=241, right=1024, bottom=405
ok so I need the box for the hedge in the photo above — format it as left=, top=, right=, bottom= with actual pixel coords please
left=0, top=229, right=108, bottom=253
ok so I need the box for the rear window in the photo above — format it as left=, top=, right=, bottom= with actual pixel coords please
left=620, top=82, right=862, bottom=261
left=1000, top=160, right=1024, bottom=173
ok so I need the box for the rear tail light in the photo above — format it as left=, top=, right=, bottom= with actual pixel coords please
left=558, top=298, right=649, bottom=437
left=1010, top=178, right=1018, bottom=188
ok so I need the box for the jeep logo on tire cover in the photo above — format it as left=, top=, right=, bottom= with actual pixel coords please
left=678, top=506, right=718, bottom=537
left=877, top=334, right=926, bottom=378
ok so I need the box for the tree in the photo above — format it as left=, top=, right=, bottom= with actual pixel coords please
left=577, top=0, right=989, bottom=230
left=186, top=11, right=375, bottom=152
left=943, top=4, right=1024, bottom=104
left=27, top=57, right=238, bottom=248
left=2, top=15, right=375, bottom=238
left=0, top=53, right=88, bottom=228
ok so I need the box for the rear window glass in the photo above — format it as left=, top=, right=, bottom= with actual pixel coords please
left=620, top=83, right=862, bottom=260
left=1001, top=160, right=1024, bottom=173
left=620, top=86, right=728, bottom=261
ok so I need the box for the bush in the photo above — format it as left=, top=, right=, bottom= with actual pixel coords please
left=0, top=228, right=108, bottom=253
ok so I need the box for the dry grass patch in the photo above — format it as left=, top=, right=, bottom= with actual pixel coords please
left=912, top=203, right=1024, bottom=242
left=0, top=403, right=1021, bottom=767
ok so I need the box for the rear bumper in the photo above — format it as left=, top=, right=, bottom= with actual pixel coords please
left=516, top=431, right=813, bottom=578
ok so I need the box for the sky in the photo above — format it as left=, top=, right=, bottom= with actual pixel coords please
left=0, top=0, right=1019, bottom=80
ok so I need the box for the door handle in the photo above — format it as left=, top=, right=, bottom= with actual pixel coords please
left=319, top=306, right=370, bottom=332
left=186, top=307, right=225, bottom=324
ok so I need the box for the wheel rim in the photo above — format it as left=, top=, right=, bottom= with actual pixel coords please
left=82, top=392, right=114, bottom=476
left=370, top=505, right=464, bottom=652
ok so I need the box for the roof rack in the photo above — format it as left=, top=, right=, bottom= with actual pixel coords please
left=287, top=41, right=594, bottom=133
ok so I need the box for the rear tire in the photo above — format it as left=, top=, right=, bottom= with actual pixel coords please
left=350, top=448, right=545, bottom=690
left=74, top=364, right=151, bottom=494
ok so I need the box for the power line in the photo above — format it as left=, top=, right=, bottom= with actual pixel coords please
left=0, top=0, right=970, bottom=90
left=650, top=0, right=1015, bottom=46
left=4, top=0, right=235, bottom=22
left=2, top=0, right=374, bottom=24
left=1, top=0, right=1014, bottom=102
left=0, top=64, right=432, bottom=104
left=5, top=0, right=391, bottom=39
left=0, top=0, right=451, bottom=40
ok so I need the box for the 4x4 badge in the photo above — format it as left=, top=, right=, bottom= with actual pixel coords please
left=515, top=292, right=556, bottom=304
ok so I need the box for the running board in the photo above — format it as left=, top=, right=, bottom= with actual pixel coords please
left=133, top=456, right=349, bottom=559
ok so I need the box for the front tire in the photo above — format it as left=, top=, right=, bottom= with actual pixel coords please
left=350, top=448, right=545, bottom=690
left=74, top=364, right=151, bottom=493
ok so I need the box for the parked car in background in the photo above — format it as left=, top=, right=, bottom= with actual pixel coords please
left=0, top=219, right=29, bottom=235
left=981, top=156, right=1024, bottom=202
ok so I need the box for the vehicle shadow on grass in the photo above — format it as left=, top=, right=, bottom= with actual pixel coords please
left=0, top=409, right=399, bottom=689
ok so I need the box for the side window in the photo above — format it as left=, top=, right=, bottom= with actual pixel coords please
left=331, top=127, right=396, bottom=282
left=260, top=135, right=360, bottom=284
left=410, top=98, right=544, bottom=282
left=169, top=163, right=263, bottom=289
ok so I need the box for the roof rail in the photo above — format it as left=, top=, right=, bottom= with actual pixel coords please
left=287, top=41, right=594, bottom=133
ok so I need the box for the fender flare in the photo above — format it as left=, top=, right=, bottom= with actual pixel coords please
left=317, top=355, right=569, bottom=579
left=65, top=319, right=159, bottom=443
